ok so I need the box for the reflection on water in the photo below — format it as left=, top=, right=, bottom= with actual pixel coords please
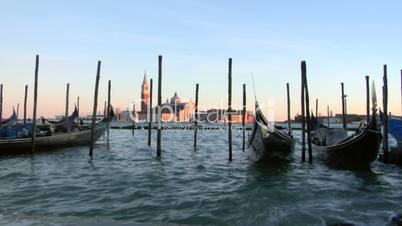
left=0, top=129, right=401, bottom=226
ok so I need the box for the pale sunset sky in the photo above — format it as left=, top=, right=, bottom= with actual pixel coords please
left=1, top=0, right=402, bottom=121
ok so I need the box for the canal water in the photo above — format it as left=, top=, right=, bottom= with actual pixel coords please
left=0, top=129, right=401, bottom=226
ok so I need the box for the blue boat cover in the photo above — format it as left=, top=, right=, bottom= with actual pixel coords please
left=388, top=117, right=402, bottom=143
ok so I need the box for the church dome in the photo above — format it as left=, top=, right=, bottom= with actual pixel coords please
left=170, top=92, right=181, bottom=104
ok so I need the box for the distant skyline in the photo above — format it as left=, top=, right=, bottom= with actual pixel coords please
left=1, top=1, right=402, bottom=121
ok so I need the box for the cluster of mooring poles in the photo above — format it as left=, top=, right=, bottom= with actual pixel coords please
left=300, top=61, right=313, bottom=162
left=140, top=57, right=248, bottom=160
left=2, top=55, right=399, bottom=165
left=6, top=56, right=113, bottom=157
left=297, top=62, right=394, bottom=165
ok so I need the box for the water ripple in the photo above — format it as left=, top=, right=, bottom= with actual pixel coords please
left=0, top=129, right=401, bottom=226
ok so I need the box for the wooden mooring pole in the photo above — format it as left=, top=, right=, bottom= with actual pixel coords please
left=16, top=103, right=19, bottom=119
left=31, top=55, right=39, bottom=155
left=365, top=75, right=370, bottom=122
left=341, top=82, right=347, bottom=130
left=89, top=60, right=101, bottom=158
left=24, top=85, right=28, bottom=124
left=228, top=58, right=233, bottom=161
left=315, top=98, right=318, bottom=117
left=303, top=61, right=313, bottom=162
left=383, top=64, right=389, bottom=162
left=327, top=105, right=330, bottom=127
left=287, top=83, right=291, bottom=136
left=156, top=55, right=162, bottom=157
left=103, top=101, right=106, bottom=138
left=77, top=96, right=80, bottom=122
left=107, top=80, right=111, bottom=146
left=242, top=83, right=246, bottom=151
left=104, top=101, right=107, bottom=118
left=148, top=78, right=153, bottom=146
left=132, top=103, right=135, bottom=136
left=65, top=83, right=70, bottom=119
left=301, top=61, right=306, bottom=162
left=194, top=83, right=199, bottom=148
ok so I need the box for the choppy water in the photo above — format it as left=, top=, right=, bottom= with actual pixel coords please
left=0, top=129, right=401, bottom=226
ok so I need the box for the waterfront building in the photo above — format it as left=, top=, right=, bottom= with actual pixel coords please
left=116, top=75, right=254, bottom=123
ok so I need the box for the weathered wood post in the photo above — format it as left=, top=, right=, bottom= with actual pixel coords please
left=383, top=64, right=389, bottom=162
left=107, top=80, right=111, bottom=146
left=0, top=84, right=3, bottom=126
left=242, top=83, right=247, bottom=151
left=89, top=60, right=101, bottom=157
left=303, top=62, right=313, bottom=162
left=327, top=105, right=330, bottom=127
left=24, top=85, right=28, bottom=124
left=156, top=55, right=162, bottom=157
left=132, top=103, right=135, bottom=136
left=148, top=78, right=153, bottom=146
left=286, top=83, right=291, bottom=136
left=31, top=55, right=39, bottom=155
left=104, top=101, right=107, bottom=118
left=65, top=83, right=70, bottom=119
left=16, top=103, right=20, bottom=119
left=228, top=58, right=233, bottom=161
left=315, top=98, right=318, bottom=117
left=365, top=75, right=370, bottom=122
left=345, top=98, right=348, bottom=116
left=102, top=100, right=106, bottom=138
left=194, top=83, right=199, bottom=148
left=77, top=96, right=80, bottom=122
left=301, top=61, right=306, bottom=162
left=341, top=82, right=347, bottom=130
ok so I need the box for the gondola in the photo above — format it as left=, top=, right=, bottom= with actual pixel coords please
left=0, top=106, right=113, bottom=155
left=312, top=110, right=381, bottom=168
left=247, top=102, right=294, bottom=162
left=0, top=118, right=109, bottom=154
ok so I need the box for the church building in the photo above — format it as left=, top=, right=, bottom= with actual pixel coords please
left=137, top=72, right=195, bottom=122
left=141, top=71, right=150, bottom=114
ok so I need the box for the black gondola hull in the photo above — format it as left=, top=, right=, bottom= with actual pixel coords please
left=313, top=114, right=380, bottom=168
left=248, top=111, right=294, bottom=162
left=0, top=124, right=106, bottom=155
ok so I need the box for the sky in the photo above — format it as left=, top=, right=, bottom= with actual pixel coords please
left=1, top=0, right=402, bottom=121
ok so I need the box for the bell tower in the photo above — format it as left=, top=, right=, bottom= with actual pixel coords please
left=141, top=70, right=150, bottom=113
